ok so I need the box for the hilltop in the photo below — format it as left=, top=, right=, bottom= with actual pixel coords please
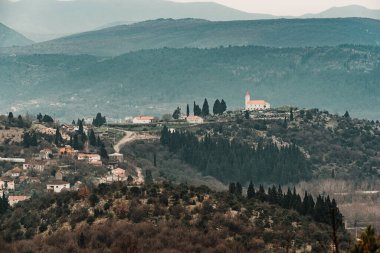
left=0, top=23, right=33, bottom=47
left=2, top=18, right=380, bottom=56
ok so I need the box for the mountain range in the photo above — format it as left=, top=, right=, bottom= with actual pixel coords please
left=2, top=18, right=380, bottom=56
left=0, top=0, right=379, bottom=42
left=1, top=45, right=379, bottom=120
left=0, top=23, right=33, bottom=47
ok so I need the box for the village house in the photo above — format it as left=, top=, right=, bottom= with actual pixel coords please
left=77, top=153, right=101, bottom=162
left=23, top=160, right=46, bottom=172
left=112, top=168, right=126, bottom=179
left=39, top=148, right=53, bottom=160
left=10, top=167, right=22, bottom=178
left=46, top=171, right=70, bottom=193
left=59, top=145, right=77, bottom=157
left=109, top=152, right=124, bottom=163
left=132, top=116, right=156, bottom=124
left=0, top=177, right=15, bottom=190
left=245, top=90, right=271, bottom=111
left=186, top=115, right=204, bottom=124
left=8, top=196, right=30, bottom=206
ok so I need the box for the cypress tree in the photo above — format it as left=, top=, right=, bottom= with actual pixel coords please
left=220, top=99, right=227, bottom=113
left=290, top=108, right=294, bottom=121
left=202, top=98, right=209, bottom=116
left=213, top=99, right=221, bottom=115
left=54, top=127, right=63, bottom=146
left=236, top=182, right=243, bottom=196
left=247, top=181, right=255, bottom=199
left=228, top=183, right=236, bottom=194
left=186, top=104, right=190, bottom=117
left=89, top=129, right=97, bottom=146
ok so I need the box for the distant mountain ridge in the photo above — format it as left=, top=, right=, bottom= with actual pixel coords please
left=1, top=45, right=379, bottom=120
left=0, top=23, right=33, bottom=47
left=0, top=0, right=379, bottom=42
left=302, top=5, right=380, bottom=19
left=2, top=18, right=379, bottom=56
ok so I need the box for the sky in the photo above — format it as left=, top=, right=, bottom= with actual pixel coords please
left=173, top=0, right=380, bottom=16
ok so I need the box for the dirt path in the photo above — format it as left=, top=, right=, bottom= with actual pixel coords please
left=113, top=130, right=158, bottom=184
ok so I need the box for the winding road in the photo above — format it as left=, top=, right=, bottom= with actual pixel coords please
left=113, top=130, right=158, bottom=184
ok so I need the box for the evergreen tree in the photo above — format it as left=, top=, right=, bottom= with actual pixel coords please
left=236, top=182, right=243, bottom=196
left=245, top=110, right=250, bottom=119
left=186, top=104, right=190, bottom=117
left=37, top=113, right=43, bottom=123
left=344, top=111, right=350, bottom=118
left=78, top=232, right=86, bottom=248
left=290, top=108, right=294, bottom=121
left=23, top=132, right=31, bottom=148
left=202, top=98, right=209, bottom=116
left=172, top=107, right=181, bottom=120
left=72, top=120, right=76, bottom=125
left=213, top=99, right=221, bottom=115
left=89, top=129, right=97, bottom=146
left=145, top=170, right=153, bottom=185
left=247, top=181, right=255, bottom=199
left=92, top=113, right=106, bottom=127
left=54, top=127, right=63, bottom=146
left=228, top=183, right=236, bottom=194
left=7, top=112, right=13, bottom=122
left=153, top=153, right=157, bottom=167
left=78, top=120, right=84, bottom=135
left=42, top=114, right=54, bottom=123
left=220, top=99, right=227, bottom=113
left=99, top=144, right=109, bottom=160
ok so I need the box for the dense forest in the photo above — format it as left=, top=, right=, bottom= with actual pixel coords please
left=160, top=126, right=312, bottom=184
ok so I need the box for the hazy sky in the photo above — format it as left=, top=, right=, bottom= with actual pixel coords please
left=173, top=0, right=380, bottom=16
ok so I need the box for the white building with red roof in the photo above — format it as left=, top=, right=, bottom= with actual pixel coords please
left=245, top=90, right=270, bottom=111
left=186, top=115, right=204, bottom=124
left=132, top=116, right=155, bottom=124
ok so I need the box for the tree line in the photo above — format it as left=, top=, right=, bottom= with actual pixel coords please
left=229, top=182, right=343, bottom=228
left=160, top=126, right=312, bottom=184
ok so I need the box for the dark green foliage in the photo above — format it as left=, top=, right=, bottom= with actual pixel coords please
left=344, top=111, right=350, bottom=118
left=42, top=114, right=54, bottom=123
left=213, top=99, right=221, bottom=115
left=247, top=181, right=255, bottom=199
left=248, top=184, right=343, bottom=228
left=0, top=193, right=10, bottom=215
left=54, top=127, right=63, bottom=146
left=186, top=104, right=190, bottom=117
left=78, top=232, right=86, bottom=248
left=92, top=113, right=106, bottom=127
left=193, top=102, right=202, bottom=116
left=7, top=112, right=13, bottom=121
left=172, top=107, right=181, bottom=120
left=23, top=132, right=38, bottom=148
left=145, top=170, right=153, bottom=185
left=99, top=145, right=108, bottom=160
left=244, top=111, right=250, bottom=119
left=201, top=99, right=209, bottom=116
left=290, top=108, right=294, bottom=121
left=160, top=128, right=312, bottom=184
left=89, top=129, right=97, bottom=146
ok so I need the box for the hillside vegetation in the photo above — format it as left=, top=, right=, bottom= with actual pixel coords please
left=0, top=45, right=380, bottom=120
left=2, top=18, right=380, bottom=56
left=0, top=182, right=349, bottom=253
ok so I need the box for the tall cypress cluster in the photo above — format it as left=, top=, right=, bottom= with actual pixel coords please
left=160, top=127, right=312, bottom=184
left=243, top=182, right=343, bottom=227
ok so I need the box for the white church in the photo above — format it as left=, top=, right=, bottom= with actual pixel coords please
left=245, top=90, right=270, bottom=111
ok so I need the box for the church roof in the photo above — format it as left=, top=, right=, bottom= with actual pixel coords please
left=247, top=100, right=269, bottom=105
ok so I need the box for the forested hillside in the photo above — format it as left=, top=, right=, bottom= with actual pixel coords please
left=0, top=45, right=379, bottom=120
left=0, top=182, right=349, bottom=253
left=2, top=18, right=380, bottom=56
